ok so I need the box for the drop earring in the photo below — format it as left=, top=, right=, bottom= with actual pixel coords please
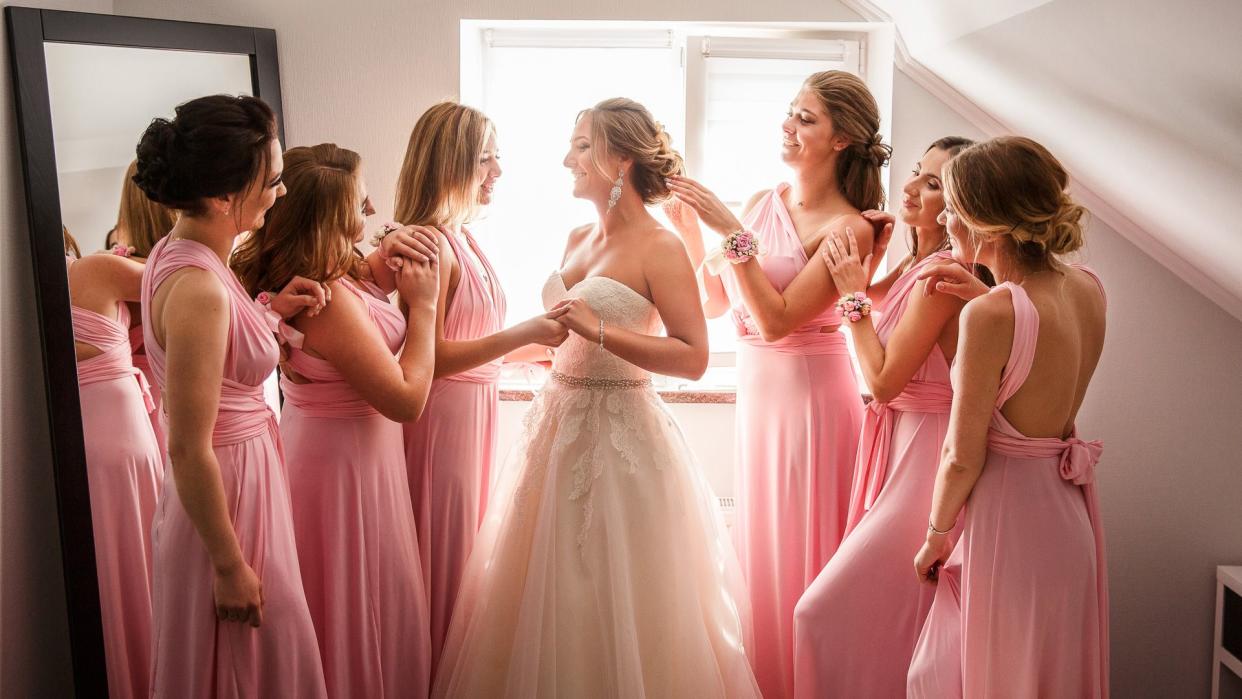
left=607, top=169, right=624, bottom=212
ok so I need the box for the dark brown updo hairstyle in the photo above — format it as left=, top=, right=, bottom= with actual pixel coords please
left=908, top=136, right=975, bottom=256
left=578, top=97, right=684, bottom=205
left=942, top=136, right=1087, bottom=269
left=133, top=94, right=278, bottom=217
left=803, top=71, right=892, bottom=211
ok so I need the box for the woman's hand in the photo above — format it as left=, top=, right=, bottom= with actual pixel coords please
left=517, top=313, right=571, bottom=348
left=379, top=225, right=440, bottom=271
left=861, top=209, right=895, bottom=278
left=914, top=532, right=954, bottom=584
left=272, top=276, right=331, bottom=319
left=916, top=259, right=990, bottom=301
left=665, top=176, right=743, bottom=236
left=662, top=196, right=701, bottom=238
left=395, top=254, right=439, bottom=310
left=820, top=227, right=871, bottom=297
left=547, top=297, right=601, bottom=339
left=214, top=561, right=264, bottom=627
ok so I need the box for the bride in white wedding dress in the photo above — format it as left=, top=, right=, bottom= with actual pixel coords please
left=432, top=99, right=760, bottom=698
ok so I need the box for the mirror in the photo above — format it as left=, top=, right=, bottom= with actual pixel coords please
left=5, top=8, right=284, bottom=694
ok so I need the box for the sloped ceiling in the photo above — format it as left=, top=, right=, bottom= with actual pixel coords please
left=847, top=0, right=1242, bottom=320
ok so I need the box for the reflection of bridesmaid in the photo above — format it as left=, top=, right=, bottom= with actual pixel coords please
left=135, top=95, right=328, bottom=698
left=114, top=158, right=178, bottom=454
left=908, top=137, right=1108, bottom=698
left=64, top=228, right=162, bottom=699
left=395, top=102, right=568, bottom=673
left=793, top=137, right=976, bottom=698
left=232, top=143, right=441, bottom=697
left=668, top=70, right=888, bottom=698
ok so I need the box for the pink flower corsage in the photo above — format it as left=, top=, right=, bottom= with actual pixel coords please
left=110, top=244, right=133, bottom=258
left=836, top=291, right=873, bottom=323
left=370, top=222, right=406, bottom=271
left=255, top=290, right=305, bottom=349
left=721, top=228, right=761, bottom=264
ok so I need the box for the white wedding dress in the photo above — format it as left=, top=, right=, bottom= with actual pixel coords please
left=432, top=272, right=760, bottom=698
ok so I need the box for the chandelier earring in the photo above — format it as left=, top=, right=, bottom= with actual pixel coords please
left=607, top=169, right=625, bottom=212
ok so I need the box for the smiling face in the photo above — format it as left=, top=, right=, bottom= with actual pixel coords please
left=781, top=86, right=848, bottom=170
left=474, top=130, right=502, bottom=206
left=352, top=173, right=376, bottom=244
left=225, top=138, right=286, bottom=233
left=901, top=147, right=953, bottom=232
left=563, top=113, right=618, bottom=205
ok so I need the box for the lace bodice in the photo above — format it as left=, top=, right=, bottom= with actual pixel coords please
left=542, top=272, right=660, bottom=381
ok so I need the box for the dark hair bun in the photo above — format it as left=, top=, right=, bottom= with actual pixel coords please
left=133, top=94, right=277, bottom=216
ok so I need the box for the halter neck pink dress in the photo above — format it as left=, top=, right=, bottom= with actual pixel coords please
left=907, top=267, right=1109, bottom=698
left=141, top=237, right=327, bottom=698
left=719, top=183, right=864, bottom=698
left=281, top=277, right=431, bottom=697
left=404, top=229, right=507, bottom=674
left=68, top=255, right=162, bottom=699
left=793, top=251, right=957, bottom=698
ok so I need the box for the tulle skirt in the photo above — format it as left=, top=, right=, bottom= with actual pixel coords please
left=432, top=380, right=760, bottom=698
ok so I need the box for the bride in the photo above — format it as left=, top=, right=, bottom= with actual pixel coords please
left=431, top=98, right=760, bottom=698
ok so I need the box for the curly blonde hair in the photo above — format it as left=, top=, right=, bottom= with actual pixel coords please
left=943, top=136, right=1087, bottom=265
left=578, top=97, right=684, bottom=205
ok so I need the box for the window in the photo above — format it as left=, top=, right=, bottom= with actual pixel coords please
left=461, top=21, right=881, bottom=389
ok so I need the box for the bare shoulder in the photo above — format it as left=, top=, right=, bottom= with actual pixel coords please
left=70, top=251, right=142, bottom=279
left=643, top=227, right=693, bottom=266
left=961, top=288, right=1013, bottom=331
left=827, top=212, right=873, bottom=241
left=294, top=277, right=364, bottom=334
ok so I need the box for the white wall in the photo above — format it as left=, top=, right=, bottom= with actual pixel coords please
left=2, top=0, right=1238, bottom=695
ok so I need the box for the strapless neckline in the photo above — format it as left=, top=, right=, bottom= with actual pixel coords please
left=553, top=271, right=652, bottom=307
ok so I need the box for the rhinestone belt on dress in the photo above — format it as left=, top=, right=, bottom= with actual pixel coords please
left=550, top=371, right=651, bottom=390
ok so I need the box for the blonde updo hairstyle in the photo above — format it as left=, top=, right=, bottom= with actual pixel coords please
left=942, top=136, right=1087, bottom=267
left=803, top=70, right=892, bottom=211
left=578, top=97, right=684, bottom=205
left=395, top=101, right=495, bottom=227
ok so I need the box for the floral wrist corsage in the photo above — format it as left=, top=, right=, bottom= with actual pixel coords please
left=836, top=292, right=873, bottom=323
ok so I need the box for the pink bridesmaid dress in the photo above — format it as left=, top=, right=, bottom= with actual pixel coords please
left=792, top=251, right=957, bottom=698
left=281, top=277, right=431, bottom=697
left=141, top=237, right=327, bottom=699
left=404, top=228, right=506, bottom=673
left=68, top=256, right=161, bottom=699
left=720, top=183, right=864, bottom=699
left=130, top=321, right=167, bottom=458
left=907, top=268, right=1109, bottom=699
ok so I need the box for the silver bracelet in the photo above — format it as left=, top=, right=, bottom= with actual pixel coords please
left=928, top=520, right=954, bottom=536
left=598, top=318, right=605, bottom=349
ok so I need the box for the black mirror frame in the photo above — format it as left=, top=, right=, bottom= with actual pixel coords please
left=3, top=7, right=284, bottom=695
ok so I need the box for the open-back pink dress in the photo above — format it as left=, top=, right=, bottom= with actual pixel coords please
left=793, top=251, right=957, bottom=698
left=281, top=277, right=431, bottom=697
left=404, top=229, right=506, bottom=674
left=907, top=268, right=1109, bottom=698
left=142, top=237, right=326, bottom=698
left=719, top=183, right=864, bottom=698
left=68, top=255, right=162, bottom=699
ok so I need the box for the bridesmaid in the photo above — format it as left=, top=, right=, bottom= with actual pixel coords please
left=792, top=137, right=978, bottom=698
left=667, top=70, right=889, bottom=699
left=134, top=94, right=329, bottom=698
left=114, top=158, right=178, bottom=454
left=907, top=136, right=1108, bottom=698
left=232, top=143, right=440, bottom=697
left=396, top=101, right=568, bottom=672
left=64, top=230, right=162, bottom=698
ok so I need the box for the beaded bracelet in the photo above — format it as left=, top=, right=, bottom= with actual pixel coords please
left=598, top=318, right=606, bottom=349
left=721, top=228, right=761, bottom=264
left=836, top=291, right=873, bottom=323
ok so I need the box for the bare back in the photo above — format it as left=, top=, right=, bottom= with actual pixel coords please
left=999, top=265, right=1107, bottom=439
